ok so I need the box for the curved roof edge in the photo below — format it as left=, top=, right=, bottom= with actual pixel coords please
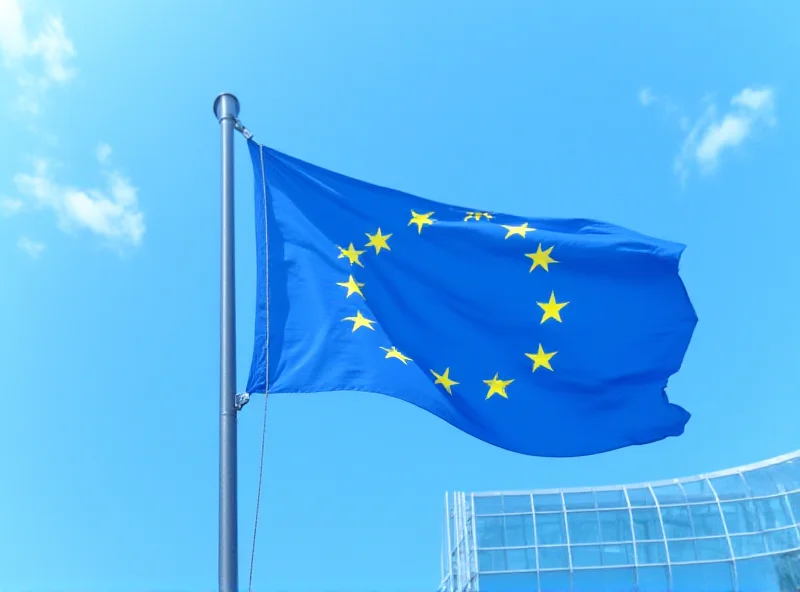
left=471, top=449, right=800, bottom=497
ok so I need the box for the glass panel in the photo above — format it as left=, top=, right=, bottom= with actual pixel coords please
left=695, top=536, right=731, bottom=561
left=537, top=545, right=569, bottom=569
left=689, top=503, right=725, bottom=537
left=626, top=486, right=655, bottom=507
left=478, top=549, right=506, bottom=572
left=538, top=570, right=571, bottom=592
left=680, top=479, right=717, bottom=503
left=731, top=533, right=767, bottom=558
left=636, top=541, right=667, bottom=564
left=772, top=551, right=800, bottom=588
left=502, top=495, right=532, bottom=513
left=479, top=572, right=538, bottom=592
left=632, top=508, right=664, bottom=540
left=506, top=548, right=537, bottom=571
left=533, top=493, right=563, bottom=512
left=670, top=562, right=735, bottom=592
left=668, top=539, right=696, bottom=562
left=652, top=483, right=686, bottom=505
left=571, top=544, right=601, bottom=568
left=764, top=527, right=800, bottom=553
left=601, top=543, right=634, bottom=566
left=789, top=492, right=800, bottom=523
left=753, top=495, right=792, bottom=529
left=744, top=465, right=782, bottom=497
left=475, top=495, right=503, bottom=515
left=567, top=511, right=600, bottom=544
left=535, top=512, right=567, bottom=545
left=710, top=473, right=749, bottom=500
left=736, top=555, right=783, bottom=592
left=598, top=510, right=632, bottom=542
left=477, top=516, right=505, bottom=548
left=778, top=457, right=800, bottom=491
left=595, top=489, right=627, bottom=509
left=564, top=491, right=595, bottom=510
left=636, top=566, right=669, bottom=592
left=721, top=500, right=760, bottom=534
left=660, top=505, right=693, bottom=538
left=571, top=567, right=635, bottom=592
left=505, top=514, right=535, bottom=547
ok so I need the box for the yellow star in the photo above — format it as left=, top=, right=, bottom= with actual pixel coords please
left=342, top=310, right=376, bottom=332
left=408, top=210, right=435, bottom=234
left=336, top=275, right=365, bottom=299
left=537, top=291, right=568, bottom=324
left=464, top=212, right=493, bottom=221
left=525, top=345, right=557, bottom=372
left=380, top=346, right=412, bottom=364
left=430, top=367, right=459, bottom=395
left=337, top=243, right=365, bottom=267
left=365, top=228, right=392, bottom=254
left=484, top=373, right=514, bottom=400
left=502, top=222, right=535, bottom=239
left=525, top=244, right=558, bottom=272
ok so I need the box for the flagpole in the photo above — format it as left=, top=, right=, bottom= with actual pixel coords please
left=214, top=92, right=240, bottom=592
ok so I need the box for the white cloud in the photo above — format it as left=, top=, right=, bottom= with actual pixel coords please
left=1, top=196, right=23, bottom=215
left=13, top=155, right=145, bottom=247
left=638, top=87, right=655, bottom=106
left=643, top=86, right=776, bottom=182
left=96, top=142, right=112, bottom=163
left=17, top=236, right=45, bottom=258
left=0, top=0, right=76, bottom=113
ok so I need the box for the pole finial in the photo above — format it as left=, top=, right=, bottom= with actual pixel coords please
left=213, top=93, right=240, bottom=123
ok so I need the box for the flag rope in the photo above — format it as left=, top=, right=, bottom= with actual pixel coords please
left=248, top=391, right=270, bottom=592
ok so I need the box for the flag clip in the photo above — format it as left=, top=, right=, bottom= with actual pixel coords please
left=234, top=120, right=253, bottom=140
left=234, top=392, right=250, bottom=411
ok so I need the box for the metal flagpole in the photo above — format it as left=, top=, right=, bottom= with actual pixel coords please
left=214, top=92, right=240, bottom=592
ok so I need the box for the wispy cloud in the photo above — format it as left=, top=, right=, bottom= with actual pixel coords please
left=96, top=142, right=112, bottom=163
left=641, top=86, right=776, bottom=183
left=17, top=236, right=45, bottom=258
left=13, top=151, right=145, bottom=248
left=638, top=87, right=655, bottom=107
left=0, top=0, right=76, bottom=114
left=1, top=196, right=23, bottom=215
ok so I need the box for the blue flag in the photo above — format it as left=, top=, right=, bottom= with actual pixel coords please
left=245, top=139, right=697, bottom=457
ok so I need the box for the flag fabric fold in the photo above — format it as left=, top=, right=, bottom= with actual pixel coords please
left=245, top=139, right=697, bottom=457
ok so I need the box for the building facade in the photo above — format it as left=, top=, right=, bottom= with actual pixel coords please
left=438, top=450, right=800, bottom=591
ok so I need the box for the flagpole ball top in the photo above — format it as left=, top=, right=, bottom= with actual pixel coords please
left=213, top=93, right=240, bottom=122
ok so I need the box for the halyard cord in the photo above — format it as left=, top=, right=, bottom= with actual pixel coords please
left=247, top=142, right=271, bottom=592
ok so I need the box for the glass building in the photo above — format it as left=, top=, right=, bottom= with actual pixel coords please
left=438, top=450, right=800, bottom=591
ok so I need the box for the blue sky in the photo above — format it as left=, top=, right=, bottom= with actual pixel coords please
left=1, top=0, right=798, bottom=590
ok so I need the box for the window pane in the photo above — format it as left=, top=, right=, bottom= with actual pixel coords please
left=533, top=493, right=563, bottom=512
left=710, top=473, right=749, bottom=500
left=571, top=567, right=635, bottom=592
left=636, top=566, right=669, bottom=592
left=652, top=483, right=686, bottom=505
left=598, top=510, right=632, bottom=542
left=680, top=479, right=717, bottom=503
left=777, top=458, right=800, bottom=491
left=567, top=511, right=600, bottom=544
left=601, top=543, right=634, bottom=566
left=537, top=545, right=569, bottom=569
left=564, top=491, right=595, bottom=510
left=753, top=495, right=792, bottom=529
left=475, top=495, right=503, bottom=515
left=505, top=514, right=534, bottom=547
left=764, top=527, right=800, bottom=553
left=595, top=489, right=627, bottom=509
left=478, top=549, right=506, bottom=572
left=695, top=536, right=731, bottom=561
left=731, top=533, right=767, bottom=558
left=632, top=508, right=663, bottom=540
left=626, top=487, right=655, bottom=507
left=689, top=503, right=725, bottom=537
left=636, top=541, right=667, bottom=564
left=479, top=572, right=538, bottom=592
left=571, top=544, right=601, bottom=568
left=743, top=466, right=782, bottom=497
left=661, top=505, right=693, bottom=538
left=668, top=539, right=696, bottom=562
left=721, top=500, right=760, bottom=534
left=538, top=570, right=571, bottom=592
left=736, top=555, right=784, bottom=592
left=535, top=512, right=567, bottom=545
left=477, top=516, right=505, bottom=548
left=506, top=548, right=536, bottom=571
left=671, top=562, right=735, bottom=592
left=789, top=492, right=800, bottom=523
left=502, top=495, right=532, bottom=513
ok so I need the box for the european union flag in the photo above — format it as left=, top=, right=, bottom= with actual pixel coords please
left=244, top=139, right=697, bottom=457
